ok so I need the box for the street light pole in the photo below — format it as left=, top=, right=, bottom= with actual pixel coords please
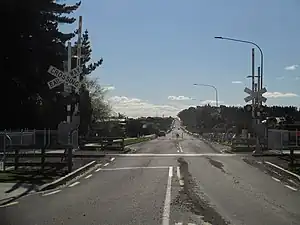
left=193, top=83, right=219, bottom=107
left=214, top=36, right=264, bottom=90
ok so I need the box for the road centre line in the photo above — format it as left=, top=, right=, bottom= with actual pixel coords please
left=162, top=166, right=173, bottom=225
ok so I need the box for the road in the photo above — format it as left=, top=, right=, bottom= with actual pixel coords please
left=1, top=122, right=300, bottom=225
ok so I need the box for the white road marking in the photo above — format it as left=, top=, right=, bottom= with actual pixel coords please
left=0, top=201, right=19, bottom=208
left=162, top=166, right=173, bottom=225
left=177, top=149, right=180, bottom=153
left=98, top=166, right=169, bottom=171
left=103, top=163, right=110, bottom=167
left=178, top=143, right=183, bottom=152
left=95, top=167, right=102, bottom=172
left=42, top=190, right=61, bottom=196
left=284, top=185, right=298, bottom=191
left=104, top=153, right=236, bottom=157
left=272, top=177, right=280, bottom=182
left=110, top=157, right=115, bottom=162
left=288, top=179, right=298, bottom=185
left=176, top=166, right=184, bottom=186
left=85, top=174, right=92, bottom=179
left=68, top=181, right=80, bottom=187
left=265, top=161, right=300, bottom=180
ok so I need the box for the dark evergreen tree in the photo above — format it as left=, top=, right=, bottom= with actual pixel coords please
left=1, top=0, right=81, bottom=129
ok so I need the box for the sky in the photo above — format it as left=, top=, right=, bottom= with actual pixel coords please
left=63, top=0, right=300, bottom=117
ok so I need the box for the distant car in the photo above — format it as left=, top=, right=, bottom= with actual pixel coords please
left=158, top=131, right=166, bottom=136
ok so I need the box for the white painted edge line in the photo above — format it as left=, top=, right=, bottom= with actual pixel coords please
left=272, top=177, right=280, bottom=182
left=162, top=166, right=173, bottom=225
left=284, top=185, right=298, bottom=191
left=110, top=157, right=115, bottom=162
left=0, top=201, right=19, bottom=208
left=85, top=174, right=92, bottom=179
left=42, top=190, right=61, bottom=196
left=68, top=181, right=80, bottom=187
left=98, top=166, right=169, bottom=171
left=104, top=153, right=236, bottom=157
left=265, top=161, right=300, bottom=181
left=103, top=163, right=110, bottom=167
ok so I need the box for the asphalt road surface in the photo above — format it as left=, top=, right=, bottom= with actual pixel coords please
left=1, top=122, right=300, bottom=225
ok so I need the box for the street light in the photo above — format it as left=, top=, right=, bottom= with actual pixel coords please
left=193, top=83, right=219, bottom=107
left=214, top=36, right=264, bottom=89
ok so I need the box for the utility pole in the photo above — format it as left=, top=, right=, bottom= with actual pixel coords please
left=73, top=16, right=82, bottom=118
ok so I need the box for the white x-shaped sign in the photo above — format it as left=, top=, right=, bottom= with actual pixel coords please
left=47, top=65, right=82, bottom=90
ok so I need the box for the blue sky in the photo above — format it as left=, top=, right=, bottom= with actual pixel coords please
left=64, top=0, right=300, bottom=117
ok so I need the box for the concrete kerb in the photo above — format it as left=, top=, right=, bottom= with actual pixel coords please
left=264, top=161, right=300, bottom=182
left=39, top=161, right=97, bottom=191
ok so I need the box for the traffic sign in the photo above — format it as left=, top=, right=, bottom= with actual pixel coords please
left=244, top=87, right=267, bottom=103
left=47, top=66, right=82, bottom=89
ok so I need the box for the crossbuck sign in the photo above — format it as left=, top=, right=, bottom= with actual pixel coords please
left=244, top=87, right=267, bottom=103
left=47, top=65, right=82, bottom=90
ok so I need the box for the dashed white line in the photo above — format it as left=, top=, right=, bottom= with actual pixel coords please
left=176, top=166, right=184, bottom=186
left=284, top=185, right=298, bottom=191
left=0, top=201, right=19, bottom=208
left=272, top=177, right=280, bottom=182
left=288, top=179, right=298, bottom=186
left=85, top=174, right=93, bottom=179
left=68, top=181, right=80, bottom=187
left=95, top=167, right=102, bottom=172
left=162, top=166, right=173, bottom=225
left=178, top=144, right=183, bottom=152
left=110, top=157, right=115, bottom=162
left=103, top=163, right=109, bottom=167
left=42, top=190, right=61, bottom=196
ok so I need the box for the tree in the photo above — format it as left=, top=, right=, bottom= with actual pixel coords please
left=84, top=78, right=111, bottom=122
left=1, top=0, right=80, bottom=129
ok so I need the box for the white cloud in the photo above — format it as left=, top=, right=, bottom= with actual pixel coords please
left=263, top=92, right=298, bottom=98
left=231, top=81, right=242, bottom=84
left=200, top=100, right=224, bottom=105
left=101, top=85, right=115, bottom=92
left=108, top=96, right=187, bottom=118
left=167, top=95, right=193, bottom=101
left=284, top=65, right=298, bottom=70
left=276, top=76, right=285, bottom=80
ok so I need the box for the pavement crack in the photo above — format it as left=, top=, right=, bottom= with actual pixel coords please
left=176, top=157, right=230, bottom=225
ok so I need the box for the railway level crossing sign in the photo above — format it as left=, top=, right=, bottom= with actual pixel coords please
left=47, top=65, right=82, bottom=90
left=244, top=87, right=267, bottom=103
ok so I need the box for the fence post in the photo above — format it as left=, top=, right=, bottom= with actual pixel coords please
left=14, top=147, right=19, bottom=170
left=41, top=146, right=45, bottom=172
left=67, top=147, right=72, bottom=173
